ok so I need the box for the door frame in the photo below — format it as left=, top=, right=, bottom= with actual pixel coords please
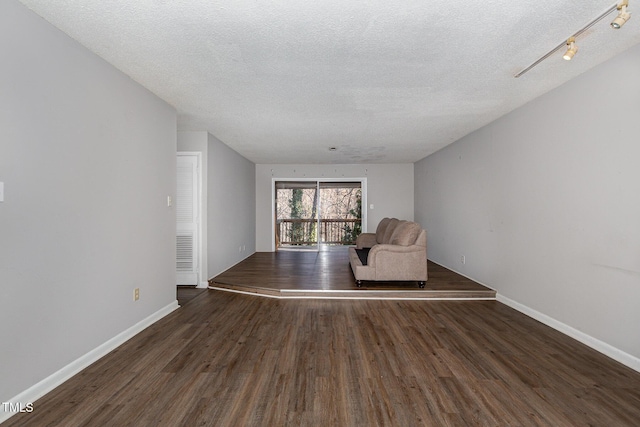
left=271, top=177, right=367, bottom=252
left=176, top=152, right=204, bottom=286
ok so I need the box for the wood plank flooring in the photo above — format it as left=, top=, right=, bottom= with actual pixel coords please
left=210, top=248, right=496, bottom=300
left=176, top=286, right=207, bottom=306
left=5, top=290, right=640, bottom=426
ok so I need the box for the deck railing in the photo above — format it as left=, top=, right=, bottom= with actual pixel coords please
left=277, top=218, right=361, bottom=246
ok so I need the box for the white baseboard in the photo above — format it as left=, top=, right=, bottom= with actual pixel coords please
left=0, top=300, right=179, bottom=424
left=497, top=294, right=640, bottom=373
left=197, top=281, right=209, bottom=289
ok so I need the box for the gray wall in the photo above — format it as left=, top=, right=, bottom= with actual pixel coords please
left=0, top=0, right=177, bottom=402
left=415, top=43, right=640, bottom=366
left=208, top=134, right=256, bottom=277
left=256, top=164, right=414, bottom=251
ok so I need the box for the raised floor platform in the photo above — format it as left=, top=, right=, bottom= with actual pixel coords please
left=209, top=248, right=496, bottom=300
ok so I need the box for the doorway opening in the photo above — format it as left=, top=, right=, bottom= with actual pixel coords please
left=176, top=153, right=201, bottom=285
left=274, top=180, right=364, bottom=251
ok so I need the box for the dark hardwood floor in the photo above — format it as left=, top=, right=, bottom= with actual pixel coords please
left=210, top=248, right=496, bottom=299
left=5, top=289, right=640, bottom=426
left=177, top=286, right=207, bottom=306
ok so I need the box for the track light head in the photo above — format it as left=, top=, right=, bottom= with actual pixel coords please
left=611, top=0, right=631, bottom=29
left=611, top=12, right=631, bottom=29
left=563, top=37, right=578, bottom=61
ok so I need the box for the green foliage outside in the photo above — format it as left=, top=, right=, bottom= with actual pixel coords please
left=289, top=189, right=305, bottom=244
left=280, top=185, right=360, bottom=246
left=342, top=189, right=362, bottom=244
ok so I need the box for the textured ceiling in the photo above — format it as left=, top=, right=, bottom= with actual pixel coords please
left=18, top=0, right=640, bottom=164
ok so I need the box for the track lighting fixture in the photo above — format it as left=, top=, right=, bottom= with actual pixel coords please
left=515, top=1, right=632, bottom=77
left=611, top=0, right=631, bottom=29
left=562, top=37, right=578, bottom=60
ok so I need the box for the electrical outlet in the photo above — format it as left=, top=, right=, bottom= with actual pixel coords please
left=461, top=255, right=466, bottom=265
left=134, top=288, right=140, bottom=301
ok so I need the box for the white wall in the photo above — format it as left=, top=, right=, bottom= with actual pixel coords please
left=177, top=132, right=209, bottom=287
left=256, top=164, right=414, bottom=251
left=415, top=43, right=640, bottom=368
left=207, top=134, right=256, bottom=277
left=0, top=0, right=177, bottom=405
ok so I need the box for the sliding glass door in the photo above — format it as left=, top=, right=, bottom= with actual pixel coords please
left=275, top=180, right=362, bottom=251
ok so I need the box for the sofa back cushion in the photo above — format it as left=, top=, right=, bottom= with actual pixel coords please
left=381, top=218, right=400, bottom=244
left=375, top=217, right=392, bottom=243
left=389, top=221, right=422, bottom=246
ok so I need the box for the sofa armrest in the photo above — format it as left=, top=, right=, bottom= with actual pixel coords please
left=368, top=244, right=427, bottom=281
left=355, top=233, right=377, bottom=249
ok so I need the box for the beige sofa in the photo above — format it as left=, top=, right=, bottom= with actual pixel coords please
left=348, top=218, right=428, bottom=287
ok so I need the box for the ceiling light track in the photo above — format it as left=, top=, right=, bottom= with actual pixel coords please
left=514, top=1, right=631, bottom=78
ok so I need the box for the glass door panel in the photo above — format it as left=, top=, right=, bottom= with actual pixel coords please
left=275, top=181, right=318, bottom=250
left=318, top=182, right=362, bottom=247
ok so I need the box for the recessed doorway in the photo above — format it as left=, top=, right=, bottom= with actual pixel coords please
left=176, top=153, right=201, bottom=285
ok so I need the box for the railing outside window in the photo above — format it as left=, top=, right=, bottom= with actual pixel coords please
left=277, top=218, right=361, bottom=246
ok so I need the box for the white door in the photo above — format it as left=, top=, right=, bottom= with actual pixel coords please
left=176, top=154, right=199, bottom=285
